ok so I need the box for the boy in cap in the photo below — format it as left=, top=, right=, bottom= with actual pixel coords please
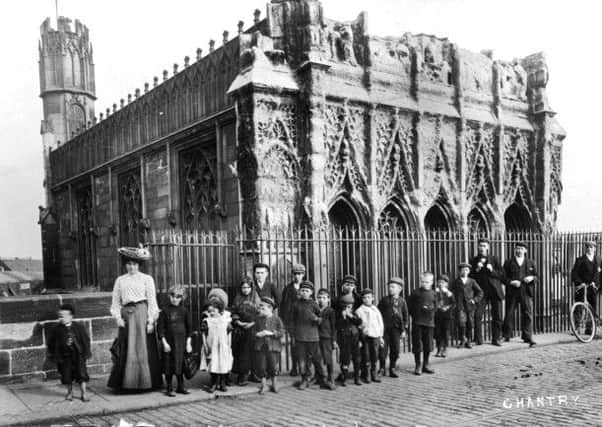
left=253, top=297, right=284, bottom=394
left=335, top=292, right=363, bottom=386
left=337, top=275, right=361, bottom=311
left=451, top=263, right=483, bottom=349
left=317, top=288, right=337, bottom=389
left=281, top=264, right=306, bottom=376
left=377, top=277, right=408, bottom=377
left=291, top=281, right=328, bottom=390
left=408, top=272, right=437, bottom=375
left=355, top=288, right=384, bottom=383
left=434, top=275, right=455, bottom=357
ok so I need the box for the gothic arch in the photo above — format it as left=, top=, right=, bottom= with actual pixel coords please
left=328, top=195, right=365, bottom=229
left=504, top=202, right=533, bottom=232
left=467, top=205, right=491, bottom=236
left=424, top=201, right=456, bottom=232
left=377, top=198, right=416, bottom=231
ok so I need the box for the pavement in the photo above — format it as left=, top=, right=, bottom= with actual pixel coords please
left=0, top=331, right=590, bottom=426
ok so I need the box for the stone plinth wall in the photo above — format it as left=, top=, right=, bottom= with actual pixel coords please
left=0, top=292, right=115, bottom=383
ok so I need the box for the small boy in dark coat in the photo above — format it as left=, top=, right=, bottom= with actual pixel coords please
left=335, top=293, right=363, bottom=386
left=377, top=277, right=408, bottom=377
left=291, top=281, right=328, bottom=390
left=408, top=272, right=437, bottom=375
left=157, top=285, right=193, bottom=396
left=452, top=262, right=483, bottom=349
left=47, top=304, right=91, bottom=401
left=317, top=288, right=337, bottom=389
left=434, top=275, right=455, bottom=357
left=254, top=297, right=284, bottom=394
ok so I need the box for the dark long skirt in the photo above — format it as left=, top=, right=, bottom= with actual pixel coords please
left=231, top=327, right=254, bottom=375
left=107, top=302, right=162, bottom=391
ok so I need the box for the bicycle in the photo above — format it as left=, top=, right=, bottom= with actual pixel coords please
left=569, top=282, right=600, bottom=343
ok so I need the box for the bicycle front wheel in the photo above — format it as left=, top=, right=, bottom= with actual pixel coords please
left=570, top=302, right=596, bottom=343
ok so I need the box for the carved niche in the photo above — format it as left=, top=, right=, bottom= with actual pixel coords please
left=322, top=102, right=369, bottom=212
left=374, top=108, right=415, bottom=211
left=465, top=124, right=496, bottom=205
left=498, top=60, right=528, bottom=101
left=460, top=49, right=493, bottom=94
left=410, top=35, right=452, bottom=85
left=254, top=99, right=299, bottom=227
left=548, top=143, right=563, bottom=228
left=421, top=115, right=457, bottom=204
left=503, top=130, right=534, bottom=208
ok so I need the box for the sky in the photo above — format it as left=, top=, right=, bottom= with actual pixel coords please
left=0, top=0, right=600, bottom=259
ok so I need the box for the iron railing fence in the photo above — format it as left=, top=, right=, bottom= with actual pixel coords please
left=146, top=227, right=602, bottom=360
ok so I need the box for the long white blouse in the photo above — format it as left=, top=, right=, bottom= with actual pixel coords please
left=110, top=272, right=160, bottom=324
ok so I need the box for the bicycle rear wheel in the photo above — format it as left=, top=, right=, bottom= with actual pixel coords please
left=570, top=302, right=596, bottom=343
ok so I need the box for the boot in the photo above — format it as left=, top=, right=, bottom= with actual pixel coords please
left=422, top=351, right=434, bottom=374
left=218, top=374, right=228, bottom=392
left=457, top=327, right=465, bottom=348
left=208, top=374, right=217, bottom=393
left=361, top=368, right=370, bottom=384
left=165, top=374, right=176, bottom=397
left=270, top=376, right=278, bottom=393
left=323, top=369, right=336, bottom=390
left=176, top=375, right=189, bottom=394
left=414, top=353, right=422, bottom=375
left=297, top=376, right=309, bottom=390
left=389, top=367, right=399, bottom=378
left=258, top=377, right=266, bottom=394
left=353, top=369, right=362, bottom=386
left=370, top=369, right=381, bottom=383
left=441, top=347, right=447, bottom=358
left=80, top=382, right=90, bottom=402
left=339, top=367, right=348, bottom=386
left=237, top=373, right=249, bottom=386
left=435, top=347, right=442, bottom=357
left=464, top=339, right=472, bottom=349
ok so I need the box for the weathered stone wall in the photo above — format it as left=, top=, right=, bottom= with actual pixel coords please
left=0, top=293, right=114, bottom=382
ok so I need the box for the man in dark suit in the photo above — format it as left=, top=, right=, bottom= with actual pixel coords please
left=253, top=263, right=282, bottom=308
left=502, top=242, right=538, bottom=347
left=571, top=241, right=600, bottom=333
left=470, top=238, right=505, bottom=346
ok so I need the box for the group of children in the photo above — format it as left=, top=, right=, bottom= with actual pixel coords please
left=47, top=261, right=485, bottom=400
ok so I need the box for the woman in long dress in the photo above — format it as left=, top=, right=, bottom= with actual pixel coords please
left=108, top=246, right=162, bottom=392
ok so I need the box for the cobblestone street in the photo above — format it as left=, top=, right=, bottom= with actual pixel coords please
left=42, top=339, right=602, bottom=427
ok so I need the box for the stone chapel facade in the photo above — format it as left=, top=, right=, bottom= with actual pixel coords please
left=39, top=1, right=564, bottom=290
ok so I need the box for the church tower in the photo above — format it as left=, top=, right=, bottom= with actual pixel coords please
left=39, top=16, right=96, bottom=202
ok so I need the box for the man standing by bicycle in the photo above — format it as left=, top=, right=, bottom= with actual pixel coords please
left=571, top=241, right=601, bottom=334
left=502, top=242, right=537, bottom=347
left=470, top=238, right=505, bottom=346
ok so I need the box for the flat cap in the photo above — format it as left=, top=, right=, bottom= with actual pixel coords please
left=458, top=262, right=471, bottom=269
left=260, top=296, right=275, bottom=308
left=437, top=274, right=450, bottom=283
left=342, top=275, right=357, bottom=283
left=339, top=293, right=355, bottom=305
left=515, top=242, right=528, bottom=249
left=388, top=277, right=404, bottom=287
left=300, top=280, right=314, bottom=291
left=253, top=262, right=270, bottom=271
left=360, top=288, right=374, bottom=296
left=292, top=264, right=306, bottom=273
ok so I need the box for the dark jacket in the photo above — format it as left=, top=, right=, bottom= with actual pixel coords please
left=408, top=287, right=436, bottom=328
left=253, top=314, right=284, bottom=352
left=503, top=257, right=538, bottom=297
left=280, top=281, right=301, bottom=328
left=318, top=306, right=336, bottom=341
left=157, top=304, right=192, bottom=343
left=232, top=293, right=260, bottom=324
left=47, top=322, right=91, bottom=363
left=571, top=255, right=601, bottom=287
left=254, top=280, right=282, bottom=308
left=292, top=299, right=321, bottom=342
left=469, top=254, right=505, bottom=300
left=451, top=277, right=483, bottom=313
left=435, top=289, right=456, bottom=320
left=377, top=295, right=408, bottom=331
left=335, top=305, right=362, bottom=338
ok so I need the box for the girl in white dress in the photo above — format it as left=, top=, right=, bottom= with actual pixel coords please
left=201, top=299, right=233, bottom=392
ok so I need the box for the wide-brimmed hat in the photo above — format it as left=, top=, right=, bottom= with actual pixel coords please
left=118, top=245, right=152, bottom=262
